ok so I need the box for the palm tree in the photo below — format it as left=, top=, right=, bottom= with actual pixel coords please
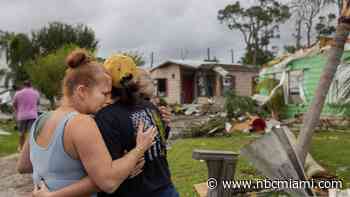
left=297, top=0, right=350, bottom=165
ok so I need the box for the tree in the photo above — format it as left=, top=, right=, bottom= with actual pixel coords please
left=0, top=22, right=98, bottom=88
left=25, top=44, right=80, bottom=108
left=242, top=48, right=274, bottom=65
left=290, top=4, right=305, bottom=50
left=315, top=13, right=337, bottom=38
left=284, top=45, right=297, bottom=53
left=122, top=51, right=145, bottom=67
left=0, top=32, right=34, bottom=87
left=218, top=0, right=290, bottom=65
left=31, top=22, right=98, bottom=56
left=291, top=0, right=334, bottom=47
left=297, top=0, right=350, bottom=166
left=0, top=31, right=12, bottom=86
left=332, top=0, right=344, bottom=15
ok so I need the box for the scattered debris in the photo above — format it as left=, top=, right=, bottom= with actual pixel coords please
left=227, top=114, right=267, bottom=134
left=224, top=122, right=232, bottom=133
left=193, top=183, right=207, bottom=197
left=0, top=129, right=11, bottom=136
left=184, top=105, right=201, bottom=116
left=184, top=116, right=225, bottom=138
left=241, top=127, right=315, bottom=196
left=328, top=189, right=350, bottom=197
left=265, top=119, right=281, bottom=133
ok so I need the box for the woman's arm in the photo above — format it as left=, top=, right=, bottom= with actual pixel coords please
left=17, top=139, right=33, bottom=173
left=32, top=157, right=146, bottom=197
left=33, top=177, right=97, bottom=197
left=69, top=115, right=155, bottom=193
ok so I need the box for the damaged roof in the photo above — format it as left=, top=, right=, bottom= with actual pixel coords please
left=151, top=59, right=259, bottom=72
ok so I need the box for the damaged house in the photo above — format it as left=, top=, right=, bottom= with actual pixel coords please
left=150, top=60, right=259, bottom=104
left=258, top=37, right=350, bottom=118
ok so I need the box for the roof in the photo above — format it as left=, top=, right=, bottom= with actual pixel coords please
left=260, top=43, right=328, bottom=75
left=261, top=39, right=350, bottom=76
left=151, top=59, right=259, bottom=73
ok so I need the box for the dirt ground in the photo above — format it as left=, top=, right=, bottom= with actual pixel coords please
left=0, top=154, right=33, bottom=197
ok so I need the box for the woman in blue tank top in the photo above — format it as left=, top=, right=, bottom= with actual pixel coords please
left=28, top=55, right=178, bottom=197
left=17, top=49, right=157, bottom=197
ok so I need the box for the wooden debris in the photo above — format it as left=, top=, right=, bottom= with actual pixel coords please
left=194, top=182, right=208, bottom=197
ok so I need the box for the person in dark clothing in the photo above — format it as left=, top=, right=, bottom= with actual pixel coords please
left=31, top=55, right=177, bottom=197
left=95, top=57, right=177, bottom=197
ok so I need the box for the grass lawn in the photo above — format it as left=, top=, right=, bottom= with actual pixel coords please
left=167, top=132, right=350, bottom=197
left=0, top=120, right=19, bottom=157
left=1, top=120, right=350, bottom=196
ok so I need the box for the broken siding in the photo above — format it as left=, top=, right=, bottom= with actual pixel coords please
left=262, top=51, right=350, bottom=118
left=234, top=71, right=257, bottom=96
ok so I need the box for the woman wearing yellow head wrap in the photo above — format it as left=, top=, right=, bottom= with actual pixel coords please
left=96, top=54, right=178, bottom=197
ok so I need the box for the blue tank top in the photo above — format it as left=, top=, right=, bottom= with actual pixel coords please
left=30, top=111, right=97, bottom=197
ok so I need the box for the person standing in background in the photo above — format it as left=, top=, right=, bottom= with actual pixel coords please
left=13, top=80, right=40, bottom=151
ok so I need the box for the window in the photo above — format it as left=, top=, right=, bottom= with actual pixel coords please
left=226, top=75, right=236, bottom=89
left=288, top=70, right=304, bottom=104
left=223, top=75, right=236, bottom=94
left=156, top=79, right=167, bottom=97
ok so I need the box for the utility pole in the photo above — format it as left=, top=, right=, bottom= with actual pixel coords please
left=207, top=48, right=211, bottom=61
left=150, top=52, right=154, bottom=68
left=230, top=49, right=234, bottom=63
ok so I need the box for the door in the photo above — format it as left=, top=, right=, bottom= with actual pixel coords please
left=182, top=77, right=194, bottom=103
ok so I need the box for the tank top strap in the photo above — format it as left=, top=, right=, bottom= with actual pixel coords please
left=30, top=112, right=52, bottom=146
left=54, top=111, right=79, bottom=140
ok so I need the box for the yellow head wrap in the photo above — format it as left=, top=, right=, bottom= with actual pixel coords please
left=103, top=54, right=138, bottom=88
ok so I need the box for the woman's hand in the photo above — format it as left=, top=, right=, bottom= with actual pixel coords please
left=32, top=181, right=51, bottom=197
left=135, top=121, right=157, bottom=153
left=158, top=106, right=171, bottom=125
left=129, top=156, right=145, bottom=178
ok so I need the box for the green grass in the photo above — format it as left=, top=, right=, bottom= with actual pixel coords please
left=0, top=120, right=19, bottom=157
left=167, top=131, right=350, bottom=196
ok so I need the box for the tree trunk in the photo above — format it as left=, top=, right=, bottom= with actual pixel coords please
left=338, top=0, right=343, bottom=15
left=296, top=19, right=302, bottom=49
left=297, top=19, right=350, bottom=165
left=253, top=48, right=257, bottom=65
left=307, top=22, right=313, bottom=47
left=271, top=110, right=279, bottom=121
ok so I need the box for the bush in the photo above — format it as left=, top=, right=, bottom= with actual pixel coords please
left=224, top=91, right=258, bottom=119
left=183, top=117, right=225, bottom=138
left=0, top=103, right=13, bottom=114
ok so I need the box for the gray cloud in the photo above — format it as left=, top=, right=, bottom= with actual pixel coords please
left=0, top=0, right=336, bottom=66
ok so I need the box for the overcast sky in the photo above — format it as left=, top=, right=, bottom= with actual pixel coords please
left=0, top=0, right=336, bottom=66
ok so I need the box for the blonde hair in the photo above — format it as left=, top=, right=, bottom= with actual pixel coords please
left=136, top=68, right=155, bottom=99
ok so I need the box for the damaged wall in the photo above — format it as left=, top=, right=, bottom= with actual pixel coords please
left=260, top=50, right=350, bottom=118
left=151, top=63, right=182, bottom=104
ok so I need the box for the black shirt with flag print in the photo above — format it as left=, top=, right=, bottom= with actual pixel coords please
left=95, top=100, right=172, bottom=197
